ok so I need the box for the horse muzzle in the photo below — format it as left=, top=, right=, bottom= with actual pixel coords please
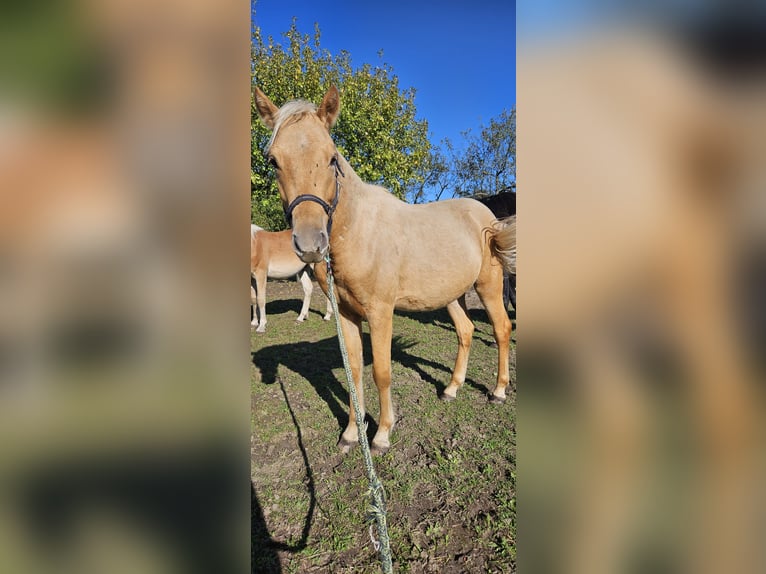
left=292, top=228, right=328, bottom=263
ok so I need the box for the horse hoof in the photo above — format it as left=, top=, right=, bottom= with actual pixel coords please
left=338, top=437, right=356, bottom=454
left=255, top=327, right=266, bottom=334
left=371, top=442, right=389, bottom=456
left=440, top=392, right=456, bottom=402
left=488, top=394, right=506, bottom=405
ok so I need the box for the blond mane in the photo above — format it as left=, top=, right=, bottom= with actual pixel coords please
left=266, top=100, right=317, bottom=151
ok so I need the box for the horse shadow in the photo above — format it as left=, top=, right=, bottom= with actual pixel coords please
left=395, top=307, right=455, bottom=333
left=251, top=483, right=282, bottom=573
left=252, top=331, right=490, bottom=435
left=395, top=307, right=515, bottom=347
left=252, top=335, right=355, bottom=435
left=251, top=377, right=318, bottom=574
left=252, top=299, right=329, bottom=323
left=259, top=299, right=304, bottom=319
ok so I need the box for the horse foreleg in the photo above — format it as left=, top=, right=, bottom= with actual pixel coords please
left=254, top=269, right=268, bottom=333
left=296, top=270, right=312, bottom=322
left=323, top=294, right=333, bottom=321
left=476, top=275, right=512, bottom=403
left=250, top=282, right=258, bottom=327
left=338, top=312, right=365, bottom=454
left=311, top=263, right=333, bottom=321
left=441, top=297, right=475, bottom=401
left=367, top=308, right=395, bottom=455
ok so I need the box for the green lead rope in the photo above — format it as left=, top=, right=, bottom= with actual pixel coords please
left=325, top=255, right=393, bottom=574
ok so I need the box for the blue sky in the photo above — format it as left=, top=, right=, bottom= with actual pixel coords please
left=252, top=0, right=515, bottom=151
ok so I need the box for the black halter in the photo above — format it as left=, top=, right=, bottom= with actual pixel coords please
left=284, top=158, right=345, bottom=237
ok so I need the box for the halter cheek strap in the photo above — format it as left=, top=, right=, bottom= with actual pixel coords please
left=284, top=160, right=344, bottom=237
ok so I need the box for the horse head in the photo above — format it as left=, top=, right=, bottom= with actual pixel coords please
left=254, top=86, right=341, bottom=263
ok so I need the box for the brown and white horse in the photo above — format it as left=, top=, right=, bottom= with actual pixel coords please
left=254, top=86, right=516, bottom=455
left=251, top=224, right=332, bottom=332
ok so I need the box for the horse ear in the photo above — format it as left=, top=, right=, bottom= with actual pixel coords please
left=317, top=86, right=340, bottom=129
left=254, top=86, right=279, bottom=130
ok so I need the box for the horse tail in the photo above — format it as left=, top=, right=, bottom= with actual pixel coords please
left=489, top=216, right=516, bottom=275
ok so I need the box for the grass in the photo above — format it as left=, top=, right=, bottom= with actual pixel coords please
left=251, top=280, right=516, bottom=573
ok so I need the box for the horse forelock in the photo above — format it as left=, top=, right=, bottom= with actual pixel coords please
left=266, top=100, right=318, bottom=151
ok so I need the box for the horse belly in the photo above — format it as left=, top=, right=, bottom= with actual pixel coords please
left=394, top=260, right=480, bottom=312
left=267, top=259, right=306, bottom=279
left=394, top=290, right=471, bottom=312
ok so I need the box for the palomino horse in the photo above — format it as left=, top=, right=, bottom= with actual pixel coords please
left=254, top=86, right=516, bottom=455
left=251, top=224, right=332, bottom=332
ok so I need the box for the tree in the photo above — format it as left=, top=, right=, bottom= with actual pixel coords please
left=451, top=107, right=516, bottom=198
left=406, top=140, right=455, bottom=204
left=252, top=20, right=431, bottom=229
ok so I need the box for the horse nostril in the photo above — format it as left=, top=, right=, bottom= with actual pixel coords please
left=319, top=230, right=328, bottom=250
left=292, top=233, right=301, bottom=254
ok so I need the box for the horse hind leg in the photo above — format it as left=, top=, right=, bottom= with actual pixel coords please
left=475, top=269, right=512, bottom=403
left=296, top=270, right=312, bottom=322
left=441, top=296, right=475, bottom=401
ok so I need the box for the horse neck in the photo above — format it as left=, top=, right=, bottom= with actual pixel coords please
left=333, top=156, right=367, bottom=231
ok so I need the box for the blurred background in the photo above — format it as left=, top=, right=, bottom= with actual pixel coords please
left=518, top=2, right=765, bottom=573
left=0, top=0, right=250, bottom=572
left=2, top=0, right=764, bottom=572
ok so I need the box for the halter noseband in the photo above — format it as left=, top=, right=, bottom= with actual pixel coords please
left=284, top=158, right=345, bottom=237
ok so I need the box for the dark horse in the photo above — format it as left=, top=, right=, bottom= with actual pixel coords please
left=476, top=191, right=516, bottom=310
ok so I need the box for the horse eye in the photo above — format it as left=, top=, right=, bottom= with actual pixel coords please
left=267, top=156, right=279, bottom=169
